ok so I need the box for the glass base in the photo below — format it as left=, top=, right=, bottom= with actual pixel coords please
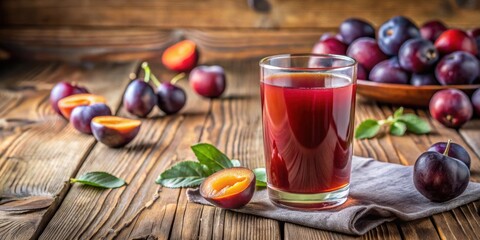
left=267, top=184, right=349, bottom=210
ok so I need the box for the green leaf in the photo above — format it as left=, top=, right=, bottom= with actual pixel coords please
left=70, top=172, right=126, bottom=189
left=393, top=107, right=404, bottom=119
left=191, top=143, right=233, bottom=172
left=231, top=159, right=241, bottom=167
left=397, top=114, right=431, bottom=134
left=390, top=121, right=407, bottom=136
left=156, top=161, right=210, bottom=188
left=253, top=168, right=267, bottom=187
left=355, top=119, right=381, bottom=139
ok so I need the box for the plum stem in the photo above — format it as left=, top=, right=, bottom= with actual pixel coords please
left=141, top=62, right=151, bottom=83
left=171, top=73, right=186, bottom=85
left=141, top=62, right=161, bottom=87
left=150, top=73, right=162, bottom=87
left=443, top=139, right=452, bottom=156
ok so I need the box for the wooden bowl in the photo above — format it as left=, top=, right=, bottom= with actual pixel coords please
left=357, top=80, right=480, bottom=107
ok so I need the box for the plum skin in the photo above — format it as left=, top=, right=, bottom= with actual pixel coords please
left=398, top=38, right=439, bottom=73
left=339, top=18, right=375, bottom=44
left=472, top=89, right=480, bottom=117
left=189, top=66, right=226, bottom=98
left=70, top=103, right=112, bottom=134
left=420, top=20, right=447, bottom=42
left=377, top=16, right=420, bottom=56
left=50, top=82, right=89, bottom=115
left=157, top=83, right=187, bottom=115
left=429, top=89, right=473, bottom=128
left=123, top=79, right=157, bottom=117
left=410, top=73, right=439, bottom=86
left=91, top=120, right=140, bottom=148
left=414, top=151, right=470, bottom=202
left=312, top=38, right=347, bottom=55
left=427, top=142, right=471, bottom=169
left=435, top=51, right=480, bottom=85
left=434, top=29, right=478, bottom=56
left=369, top=58, right=409, bottom=84
left=357, top=64, right=367, bottom=80
left=347, top=37, right=387, bottom=71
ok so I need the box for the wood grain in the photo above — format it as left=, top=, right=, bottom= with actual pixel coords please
left=1, top=0, right=479, bottom=28
left=0, top=28, right=321, bottom=62
left=40, top=63, right=212, bottom=239
left=2, top=57, right=480, bottom=239
left=42, top=59, right=282, bottom=239
left=0, top=61, right=137, bottom=240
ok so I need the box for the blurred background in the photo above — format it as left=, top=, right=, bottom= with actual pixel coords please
left=0, top=0, right=479, bottom=62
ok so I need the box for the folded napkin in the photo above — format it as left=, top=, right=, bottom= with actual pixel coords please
left=187, top=156, right=480, bottom=235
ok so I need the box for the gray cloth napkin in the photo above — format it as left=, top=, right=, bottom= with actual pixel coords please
left=187, top=156, right=480, bottom=235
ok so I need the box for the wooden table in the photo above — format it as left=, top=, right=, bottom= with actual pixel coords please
left=0, top=57, right=479, bottom=240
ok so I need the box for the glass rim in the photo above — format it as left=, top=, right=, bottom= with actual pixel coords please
left=259, top=53, right=357, bottom=71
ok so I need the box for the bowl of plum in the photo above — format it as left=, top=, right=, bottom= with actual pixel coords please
left=313, top=16, right=480, bottom=107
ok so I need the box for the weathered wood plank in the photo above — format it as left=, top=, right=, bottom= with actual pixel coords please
left=10, top=57, right=480, bottom=239
left=40, top=63, right=213, bottom=239
left=0, top=61, right=137, bottom=240
left=1, top=0, right=479, bottom=28
left=0, top=28, right=321, bottom=62
left=41, top=59, right=282, bottom=239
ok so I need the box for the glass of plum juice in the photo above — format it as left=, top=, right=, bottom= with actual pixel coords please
left=260, top=54, right=357, bottom=210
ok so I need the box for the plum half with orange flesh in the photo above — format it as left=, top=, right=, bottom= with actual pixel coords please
left=58, top=94, right=106, bottom=119
left=162, top=40, right=199, bottom=72
left=91, top=116, right=141, bottom=148
left=200, top=167, right=256, bottom=209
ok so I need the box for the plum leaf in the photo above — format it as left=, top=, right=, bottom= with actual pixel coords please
left=191, top=143, right=233, bottom=172
left=156, top=161, right=210, bottom=188
left=355, top=119, right=381, bottom=139
left=390, top=121, right=407, bottom=136
left=253, top=168, right=267, bottom=187
left=70, top=172, right=126, bottom=189
left=398, top=114, right=431, bottom=134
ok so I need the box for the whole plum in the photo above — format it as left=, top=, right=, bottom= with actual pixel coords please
left=369, top=58, right=409, bottom=84
left=377, top=16, right=421, bottom=55
left=429, top=89, right=473, bottom=128
left=435, top=51, right=479, bottom=85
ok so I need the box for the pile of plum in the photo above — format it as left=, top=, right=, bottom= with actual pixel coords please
left=313, top=16, right=480, bottom=128
left=313, top=16, right=479, bottom=85
left=49, top=40, right=227, bottom=148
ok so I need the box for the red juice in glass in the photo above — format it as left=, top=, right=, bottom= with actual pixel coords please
left=260, top=54, right=357, bottom=210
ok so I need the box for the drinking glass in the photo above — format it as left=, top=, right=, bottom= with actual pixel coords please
left=260, top=54, right=357, bottom=210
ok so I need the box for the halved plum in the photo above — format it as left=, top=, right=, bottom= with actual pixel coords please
left=200, top=167, right=256, bottom=209
left=91, top=116, right=141, bottom=148
left=162, top=40, right=199, bottom=72
left=50, top=82, right=89, bottom=116
left=57, top=94, right=106, bottom=119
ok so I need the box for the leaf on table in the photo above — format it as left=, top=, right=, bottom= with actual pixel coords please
left=390, top=121, right=407, bottom=136
left=355, top=119, right=381, bottom=139
left=0, top=196, right=54, bottom=213
left=253, top=168, right=267, bottom=187
left=70, top=172, right=126, bottom=189
left=397, top=114, right=431, bottom=134
left=393, top=107, right=404, bottom=118
left=191, top=143, right=233, bottom=173
left=156, top=161, right=210, bottom=188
